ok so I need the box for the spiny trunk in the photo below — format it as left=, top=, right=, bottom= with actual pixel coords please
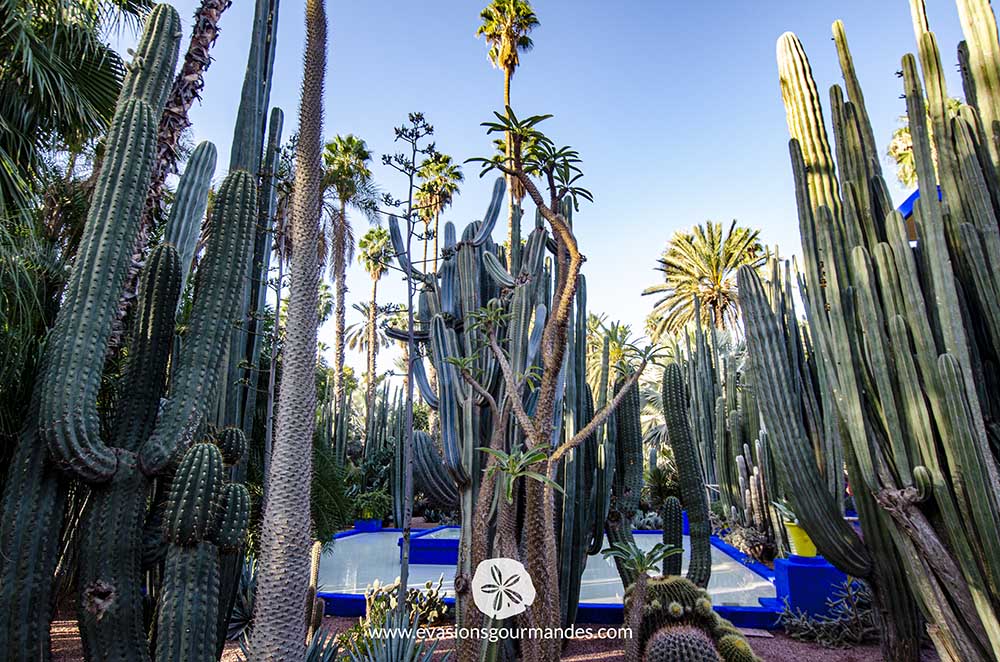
left=365, top=277, right=378, bottom=430
left=625, top=574, right=647, bottom=662
left=332, top=201, right=348, bottom=404
left=521, top=473, right=561, bottom=662
left=247, top=0, right=325, bottom=655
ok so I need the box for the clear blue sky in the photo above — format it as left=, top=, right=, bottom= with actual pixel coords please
left=117, top=0, right=969, bottom=376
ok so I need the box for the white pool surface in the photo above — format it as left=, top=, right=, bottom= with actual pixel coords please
left=317, top=530, right=774, bottom=608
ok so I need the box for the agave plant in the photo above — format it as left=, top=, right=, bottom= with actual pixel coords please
left=345, top=609, right=448, bottom=662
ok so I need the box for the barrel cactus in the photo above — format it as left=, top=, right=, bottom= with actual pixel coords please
left=633, top=577, right=760, bottom=662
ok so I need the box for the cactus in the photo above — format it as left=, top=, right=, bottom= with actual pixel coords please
left=306, top=540, right=325, bottom=642
left=632, top=576, right=760, bottom=662
left=741, top=6, right=1000, bottom=659
left=661, top=363, right=711, bottom=589
left=605, top=371, right=643, bottom=589
left=412, top=430, right=458, bottom=509
left=164, top=140, right=216, bottom=296
left=215, top=427, right=248, bottom=466
left=155, top=442, right=248, bottom=662
left=661, top=496, right=682, bottom=576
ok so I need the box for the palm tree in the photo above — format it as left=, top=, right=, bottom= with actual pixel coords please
left=248, top=0, right=326, bottom=654
left=476, top=0, right=538, bottom=248
left=0, top=0, right=148, bottom=217
left=585, top=313, right=635, bottom=397
left=356, top=226, right=393, bottom=425
left=322, top=134, right=379, bottom=404
left=344, top=304, right=391, bottom=353
left=416, top=153, right=463, bottom=271
left=886, top=96, right=962, bottom=188
left=642, top=220, right=765, bottom=341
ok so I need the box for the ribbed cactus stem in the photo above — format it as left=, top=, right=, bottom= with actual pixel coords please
left=164, top=140, right=216, bottom=296
left=40, top=97, right=163, bottom=482
left=140, top=170, right=258, bottom=475
left=955, top=0, right=1000, bottom=174
left=662, top=496, right=683, bottom=576
left=777, top=31, right=841, bottom=221
left=661, top=363, right=711, bottom=589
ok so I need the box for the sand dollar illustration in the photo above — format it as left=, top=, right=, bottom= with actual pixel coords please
left=471, top=557, right=536, bottom=619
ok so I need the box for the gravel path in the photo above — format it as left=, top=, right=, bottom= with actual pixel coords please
left=53, top=616, right=941, bottom=661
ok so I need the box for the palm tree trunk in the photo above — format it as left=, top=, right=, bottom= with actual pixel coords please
left=504, top=67, right=515, bottom=254
left=433, top=209, right=440, bottom=272
left=366, top=277, right=378, bottom=433
left=248, top=0, right=325, bottom=655
left=333, top=201, right=348, bottom=404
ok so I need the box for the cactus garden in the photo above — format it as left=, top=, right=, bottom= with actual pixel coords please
left=3, top=0, right=1000, bottom=660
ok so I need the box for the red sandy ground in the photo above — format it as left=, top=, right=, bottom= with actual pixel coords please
left=51, top=616, right=940, bottom=661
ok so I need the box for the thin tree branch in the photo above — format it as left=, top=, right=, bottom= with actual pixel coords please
left=487, top=331, right=537, bottom=440
left=548, top=359, right=647, bottom=469
left=459, top=367, right=499, bottom=421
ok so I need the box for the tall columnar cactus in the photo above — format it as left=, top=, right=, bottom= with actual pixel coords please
left=385, top=180, right=618, bottom=650
left=0, top=5, right=266, bottom=659
left=661, top=363, right=711, bottom=589
left=605, top=372, right=643, bottom=589
left=744, top=5, right=1000, bottom=659
left=164, top=140, right=217, bottom=296
left=78, top=244, right=181, bottom=661
left=661, top=496, right=682, bottom=577
left=0, top=7, right=181, bottom=658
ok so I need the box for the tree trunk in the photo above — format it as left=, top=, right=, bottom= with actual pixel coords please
left=503, top=68, right=518, bottom=256
left=365, top=277, right=378, bottom=432
left=332, top=200, right=348, bottom=404
left=248, top=0, right=325, bottom=654
left=625, top=574, right=647, bottom=662
left=433, top=209, right=440, bottom=272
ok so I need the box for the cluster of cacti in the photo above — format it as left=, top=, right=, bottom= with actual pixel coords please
left=0, top=4, right=277, bottom=659
left=615, top=361, right=759, bottom=661
left=737, top=2, right=1000, bottom=659
left=631, top=576, right=760, bottom=662
left=156, top=439, right=250, bottom=660
left=385, top=176, right=623, bottom=646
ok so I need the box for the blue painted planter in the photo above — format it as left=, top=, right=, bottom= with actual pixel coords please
left=399, top=525, right=460, bottom=565
left=772, top=554, right=847, bottom=618
left=353, top=518, right=383, bottom=532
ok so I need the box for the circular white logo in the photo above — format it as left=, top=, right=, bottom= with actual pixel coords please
left=471, top=557, right=536, bottom=619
